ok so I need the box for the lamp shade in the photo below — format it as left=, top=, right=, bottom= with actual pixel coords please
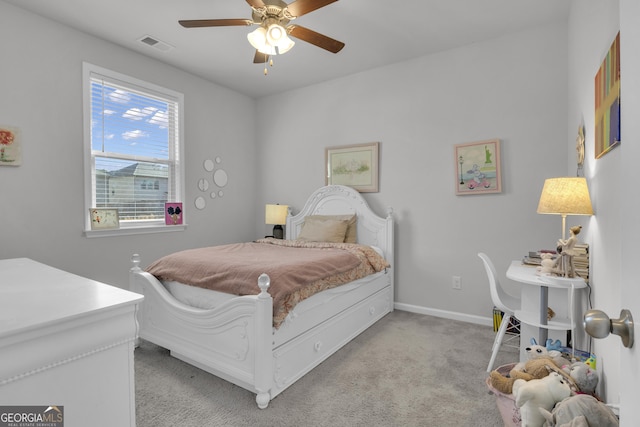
left=247, top=24, right=295, bottom=56
left=537, top=177, right=594, bottom=216
left=265, top=204, right=288, bottom=225
left=266, top=24, right=295, bottom=53
left=247, top=27, right=267, bottom=51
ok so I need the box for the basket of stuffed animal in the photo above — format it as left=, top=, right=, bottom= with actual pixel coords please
left=486, top=363, right=521, bottom=427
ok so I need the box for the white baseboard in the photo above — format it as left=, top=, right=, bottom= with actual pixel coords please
left=394, top=302, right=493, bottom=327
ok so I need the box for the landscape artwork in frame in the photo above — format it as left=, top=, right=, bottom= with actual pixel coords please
left=455, top=139, right=501, bottom=195
left=165, top=202, right=183, bottom=225
left=595, top=31, right=621, bottom=159
left=325, top=142, right=379, bottom=192
left=0, top=125, right=21, bottom=166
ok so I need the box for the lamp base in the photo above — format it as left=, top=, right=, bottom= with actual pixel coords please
left=273, top=225, right=284, bottom=239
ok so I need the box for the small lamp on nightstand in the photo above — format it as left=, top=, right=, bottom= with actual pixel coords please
left=265, top=204, right=288, bottom=239
left=537, top=177, right=594, bottom=240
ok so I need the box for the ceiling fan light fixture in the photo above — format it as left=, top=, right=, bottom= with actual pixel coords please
left=180, top=0, right=344, bottom=68
left=267, top=23, right=295, bottom=53
left=266, top=24, right=285, bottom=44
left=247, top=27, right=267, bottom=50
left=248, top=23, right=295, bottom=55
left=273, top=34, right=295, bottom=54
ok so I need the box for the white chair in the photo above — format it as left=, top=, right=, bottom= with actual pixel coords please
left=478, top=252, right=521, bottom=372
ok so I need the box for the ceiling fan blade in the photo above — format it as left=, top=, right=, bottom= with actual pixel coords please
left=286, top=0, right=338, bottom=17
left=246, top=0, right=266, bottom=8
left=288, top=25, right=344, bottom=53
left=253, top=50, right=269, bottom=64
left=179, top=19, right=253, bottom=28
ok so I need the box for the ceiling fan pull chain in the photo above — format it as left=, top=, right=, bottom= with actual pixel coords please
left=263, top=52, right=268, bottom=75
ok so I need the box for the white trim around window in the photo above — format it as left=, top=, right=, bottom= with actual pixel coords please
left=82, top=62, right=185, bottom=237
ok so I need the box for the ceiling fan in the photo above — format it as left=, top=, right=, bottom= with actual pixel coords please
left=179, top=0, right=345, bottom=67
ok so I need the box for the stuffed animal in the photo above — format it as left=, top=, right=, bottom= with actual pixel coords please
left=514, top=372, right=572, bottom=427
left=563, top=362, right=598, bottom=395
left=490, top=356, right=562, bottom=395
left=539, top=394, right=618, bottom=427
left=537, top=253, right=560, bottom=276
left=522, top=339, right=571, bottom=369
left=527, top=342, right=551, bottom=358
left=585, top=356, right=596, bottom=370
left=545, top=339, right=563, bottom=352
left=511, top=340, right=554, bottom=372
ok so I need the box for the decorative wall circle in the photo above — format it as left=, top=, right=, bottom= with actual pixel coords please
left=214, top=169, right=228, bottom=187
left=198, top=178, right=209, bottom=191
left=195, top=196, right=206, bottom=210
left=196, top=156, right=228, bottom=208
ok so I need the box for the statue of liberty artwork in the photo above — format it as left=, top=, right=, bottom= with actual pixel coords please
left=454, top=139, right=502, bottom=195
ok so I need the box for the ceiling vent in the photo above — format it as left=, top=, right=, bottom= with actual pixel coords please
left=138, top=35, right=174, bottom=52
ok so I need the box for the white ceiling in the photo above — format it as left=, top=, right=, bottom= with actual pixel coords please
left=5, top=0, right=571, bottom=98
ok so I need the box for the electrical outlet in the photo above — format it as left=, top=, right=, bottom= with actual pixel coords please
left=452, top=276, right=462, bottom=290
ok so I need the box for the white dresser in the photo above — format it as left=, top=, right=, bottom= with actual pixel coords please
left=0, top=258, right=143, bottom=427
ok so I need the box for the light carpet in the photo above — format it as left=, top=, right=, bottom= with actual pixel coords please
left=135, top=310, right=517, bottom=426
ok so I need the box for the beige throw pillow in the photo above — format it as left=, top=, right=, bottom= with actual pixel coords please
left=304, top=214, right=357, bottom=243
left=298, top=217, right=350, bottom=243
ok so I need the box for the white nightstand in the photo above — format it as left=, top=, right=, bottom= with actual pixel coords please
left=506, top=260, right=587, bottom=360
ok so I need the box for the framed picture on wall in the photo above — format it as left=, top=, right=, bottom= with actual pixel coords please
left=0, top=125, right=21, bottom=166
left=325, top=142, right=379, bottom=192
left=454, top=139, right=502, bottom=195
left=595, top=31, right=621, bottom=159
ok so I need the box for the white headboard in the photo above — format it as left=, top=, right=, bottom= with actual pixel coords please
left=286, top=185, right=394, bottom=266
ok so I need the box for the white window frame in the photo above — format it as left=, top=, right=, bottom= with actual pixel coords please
left=82, top=63, right=185, bottom=237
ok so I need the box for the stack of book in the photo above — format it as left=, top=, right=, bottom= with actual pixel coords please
left=522, top=250, right=557, bottom=266
left=573, top=243, right=589, bottom=283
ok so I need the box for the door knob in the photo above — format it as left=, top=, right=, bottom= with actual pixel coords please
left=583, top=309, right=634, bottom=348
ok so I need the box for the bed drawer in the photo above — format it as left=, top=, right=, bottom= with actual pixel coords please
left=273, top=271, right=391, bottom=346
left=270, top=285, right=392, bottom=397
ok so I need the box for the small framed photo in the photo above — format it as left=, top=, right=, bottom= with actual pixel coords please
left=0, top=125, right=22, bottom=166
left=165, top=202, right=183, bottom=225
left=454, top=139, right=502, bottom=195
left=89, top=208, right=120, bottom=230
left=325, top=142, right=379, bottom=192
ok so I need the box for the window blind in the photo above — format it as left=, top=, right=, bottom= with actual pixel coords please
left=85, top=66, right=182, bottom=226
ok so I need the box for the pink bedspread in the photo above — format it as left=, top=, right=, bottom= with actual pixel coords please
left=145, top=239, right=390, bottom=328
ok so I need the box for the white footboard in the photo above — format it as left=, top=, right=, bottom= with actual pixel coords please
left=129, top=254, right=274, bottom=408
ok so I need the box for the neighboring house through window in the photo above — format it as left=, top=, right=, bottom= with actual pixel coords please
left=83, top=63, right=184, bottom=235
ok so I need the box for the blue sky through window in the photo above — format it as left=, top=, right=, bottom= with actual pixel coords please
left=91, top=81, right=171, bottom=168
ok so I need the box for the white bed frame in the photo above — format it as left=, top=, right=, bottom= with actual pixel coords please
left=129, top=185, right=394, bottom=408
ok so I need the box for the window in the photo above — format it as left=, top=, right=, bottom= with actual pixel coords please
left=83, top=63, right=184, bottom=235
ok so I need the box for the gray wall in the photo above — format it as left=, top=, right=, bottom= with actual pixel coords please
left=255, top=22, right=570, bottom=322
left=568, top=0, right=622, bottom=403
left=0, top=2, right=258, bottom=287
